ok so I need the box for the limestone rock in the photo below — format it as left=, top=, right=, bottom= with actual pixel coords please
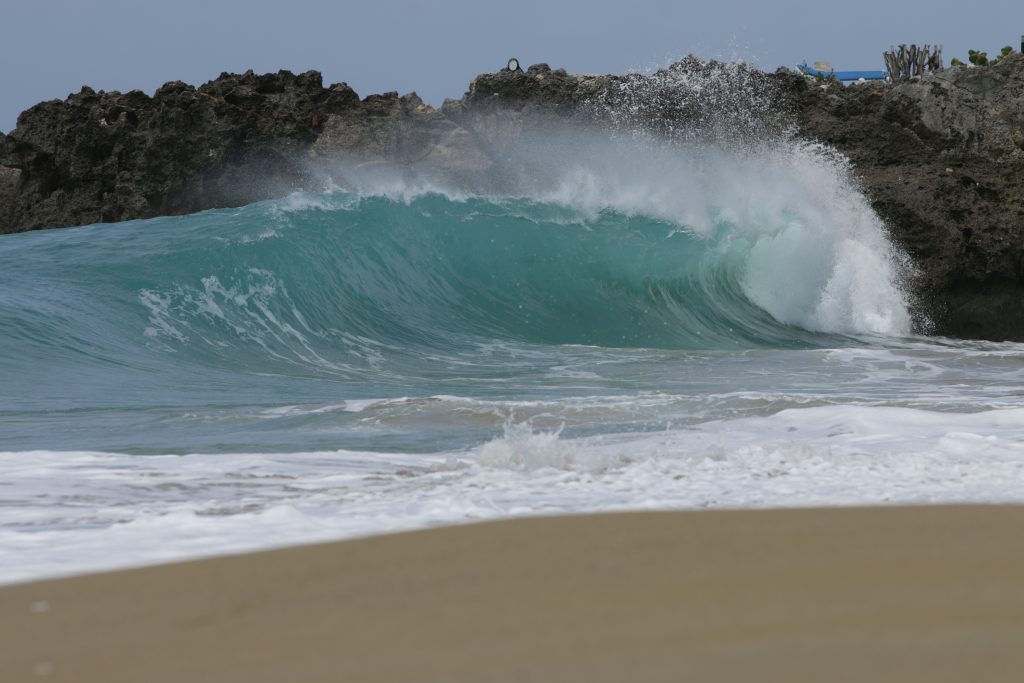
left=783, top=57, right=1024, bottom=339
left=0, top=165, right=18, bottom=232
left=0, top=70, right=358, bottom=231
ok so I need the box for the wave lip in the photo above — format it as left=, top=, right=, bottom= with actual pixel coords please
left=173, top=132, right=911, bottom=355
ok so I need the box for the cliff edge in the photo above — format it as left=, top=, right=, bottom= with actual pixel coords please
left=788, top=54, right=1024, bottom=340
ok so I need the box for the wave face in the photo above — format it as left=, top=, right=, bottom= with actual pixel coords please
left=0, top=138, right=910, bottom=389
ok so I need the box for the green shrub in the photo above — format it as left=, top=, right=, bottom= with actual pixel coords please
left=991, top=45, right=1014, bottom=66
left=955, top=46, right=1014, bottom=68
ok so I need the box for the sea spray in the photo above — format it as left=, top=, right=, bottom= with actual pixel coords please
left=478, top=420, right=633, bottom=472
left=310, top=59, right=913, bottom=337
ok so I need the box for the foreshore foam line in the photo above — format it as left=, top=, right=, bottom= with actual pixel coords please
left=4, top=403, right=1024, bottom=585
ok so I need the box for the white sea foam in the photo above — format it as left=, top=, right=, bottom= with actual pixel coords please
left=3, top=401, right=1024, bottom=585
left=540, top=139, right=912, bottom=337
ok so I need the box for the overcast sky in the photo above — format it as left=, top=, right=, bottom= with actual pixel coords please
left=2, top=0, right=1022, bottom=131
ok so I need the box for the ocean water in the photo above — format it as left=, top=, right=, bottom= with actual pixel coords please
left=2, top=134, right=1024, bottom=584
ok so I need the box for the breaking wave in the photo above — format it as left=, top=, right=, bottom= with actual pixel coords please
left=0, top=135, right=913, bottom=393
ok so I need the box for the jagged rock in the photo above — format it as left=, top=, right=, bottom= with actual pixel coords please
left=783, top=55, right=1024, bottom=339
left=0, top=60, right=802, bottom=233
left=0, top=165, right=17, bottom=230
left=883, top=53, right=1024, bottom=159
left=0, top=70, right=358, bottom=231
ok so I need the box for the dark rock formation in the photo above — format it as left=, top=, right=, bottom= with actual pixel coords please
left=0, top=60, right=788, bottom=233
left=2, top=58, right=1023, bottom=341
left=783, top=54, right=1024, bottom=339
left=0, top=70, right=361, bottom=230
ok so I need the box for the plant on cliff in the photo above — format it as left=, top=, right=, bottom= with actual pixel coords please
left=991, top=46, right=1015, bottom=65
left=951, top=46, right=1014, bottom=67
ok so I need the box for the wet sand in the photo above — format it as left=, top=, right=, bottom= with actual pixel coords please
left=2, top=505, right=1023, bottom=682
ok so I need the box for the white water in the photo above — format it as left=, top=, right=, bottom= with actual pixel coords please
left=4, top=341, right=1024, bottom=585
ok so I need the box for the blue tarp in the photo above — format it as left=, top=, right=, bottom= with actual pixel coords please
left=797, top=64, right=887, bottom=81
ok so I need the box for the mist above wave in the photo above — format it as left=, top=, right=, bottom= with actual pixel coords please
left=306, top=126, right=913, bottom=339
left=305, top=59, right=913, bottom=338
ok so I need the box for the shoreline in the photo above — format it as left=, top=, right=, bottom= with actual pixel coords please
left=3, top=505, right=1023, bottom=682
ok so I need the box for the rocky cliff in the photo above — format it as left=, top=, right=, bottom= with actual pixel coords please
left=1, top=57, right=1023, bottom=340
left=787, top=55, right=1024, bottom=340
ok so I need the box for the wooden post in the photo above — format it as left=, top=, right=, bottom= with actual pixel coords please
left=883, top=43, right=944, bottom=81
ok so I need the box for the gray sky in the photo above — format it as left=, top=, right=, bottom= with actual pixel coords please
left=2, top=0, right=1022, bottom=132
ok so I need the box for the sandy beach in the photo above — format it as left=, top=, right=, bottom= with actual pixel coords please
left=2, top=505, right=1023, bottom=682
